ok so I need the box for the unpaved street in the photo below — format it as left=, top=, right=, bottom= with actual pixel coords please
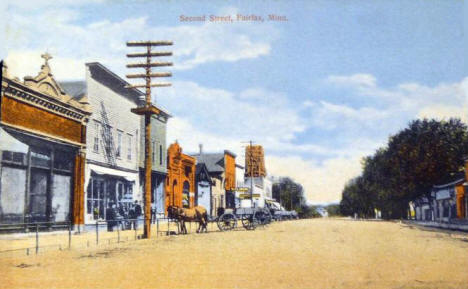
left=1, top=219, right=467, bottom=289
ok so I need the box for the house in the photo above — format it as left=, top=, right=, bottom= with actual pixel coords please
left=432, top=173, right=464, bottom=222
left=61, top=62, right=142, bottom=226
left=411, top=196, right=433, bottom=221
left=195, top=162, right=212, bottom=216
left=0, top=55, right=90, bottom=227
left=191, top=145, right=238, bottom=216
left=165, top=142, right=196, bottom=213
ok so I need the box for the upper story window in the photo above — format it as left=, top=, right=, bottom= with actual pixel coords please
left=116, top=130, right=122, bottom=158
left=93, top=121, right=100, bottom=152
left=127, top=134, right=132, bottom=161
left=159, top=144, right=163, bottom=166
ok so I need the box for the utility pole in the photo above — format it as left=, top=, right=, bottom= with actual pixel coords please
left=126, top=40, right=173, bottom=239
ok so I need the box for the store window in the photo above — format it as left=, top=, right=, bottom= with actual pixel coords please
left=87, top=178, right=105, bottom=220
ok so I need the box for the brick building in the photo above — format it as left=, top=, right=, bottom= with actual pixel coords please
left=0, top=55, right=90, bottom=227
left=165, top=142, right=196, bottom=213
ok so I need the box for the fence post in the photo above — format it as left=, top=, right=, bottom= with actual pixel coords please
left=68, top=222, right=72, bottom=250
left=117, top=221, right=120, bottom=243
left=134, top=219, right=137, bottom=240
left=96, top=221, right=99, bottom=245
left=156, top=218, right=159, bottom=238
left=35, top=224, right=39, bottom=254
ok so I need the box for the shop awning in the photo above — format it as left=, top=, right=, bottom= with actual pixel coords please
left=0, top=127, right=29, bottom=153
left=88, top=163, right=137, bottom=182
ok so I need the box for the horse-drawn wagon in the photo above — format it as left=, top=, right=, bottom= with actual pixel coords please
left=216, top=206, right=272, bottom=231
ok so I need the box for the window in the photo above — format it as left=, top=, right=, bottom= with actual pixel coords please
left=1, top=151, right=26, bottom=165
left=184, top=166, right=191, bottom=177
left=127, top=134, right=132, bottom=160
left=159, top=144, right=162, bottom=165
left=54, top=150, right=73, bottom=172
left=87, top=178, right=105, bottom=220
left=93, top=121, right=100, bottom=152
left=31, top=147, right=51, bottom=168
left=116, top=131, right=122, bottom=158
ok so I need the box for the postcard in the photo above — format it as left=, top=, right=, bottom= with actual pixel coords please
left=0, top=1, right=467, bottom=288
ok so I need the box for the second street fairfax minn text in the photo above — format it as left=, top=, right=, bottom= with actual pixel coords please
left=180, top=14, right=288, bottom=23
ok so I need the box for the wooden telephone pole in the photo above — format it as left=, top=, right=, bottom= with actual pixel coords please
left=126, top=41, right=173, bottom=239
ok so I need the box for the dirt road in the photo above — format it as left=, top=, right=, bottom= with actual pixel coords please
left=1, top=219, right=467, bottom=289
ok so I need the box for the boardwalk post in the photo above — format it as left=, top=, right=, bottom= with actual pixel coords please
left=68, top=222, right=72, bottom=249
left=35, top=224, right=39, bottom=254
left=96, top=221, right=99, bottom=245
left=117, top=221, right=120, bottom=243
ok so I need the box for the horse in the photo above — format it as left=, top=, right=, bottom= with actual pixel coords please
left=167, top=205, right=208, bottom=234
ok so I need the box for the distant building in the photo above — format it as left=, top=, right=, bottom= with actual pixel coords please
left=61, top=62, right=142, bottom=225
left=165, top=142, right=196, bottom=213
left=432, top=175, right=464, bottom=222
left=0, top=55, right=90, bottom=226
left=191, top=146, right=238, bottom=216
left=411, top=197, right=432, bottom=221
left=194, top=162, right=212, bottom=216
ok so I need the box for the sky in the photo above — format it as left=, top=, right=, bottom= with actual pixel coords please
left=1, top=0, right=466, bottom=204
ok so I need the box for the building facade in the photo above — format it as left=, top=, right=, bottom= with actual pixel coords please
left=138, top=107, right=170, bottom=219
left=192, top=146, right=237, bottom=216
left=432, top=178, right=463, bottom=222
left=61, top=62, right=142, bottom=225
left=195, top=162, right=212, bottom=216
left=0, top=56, right=90, bottom=226
left=165, top=142, right=196, bottom=213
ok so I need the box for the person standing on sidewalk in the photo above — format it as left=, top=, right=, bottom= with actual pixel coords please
left=130, top=201, right=142, bottom=230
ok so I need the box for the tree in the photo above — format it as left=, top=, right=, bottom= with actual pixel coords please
left=340, top=118, right=468, bottom=219
left=272, top=177, right=305, bottom=211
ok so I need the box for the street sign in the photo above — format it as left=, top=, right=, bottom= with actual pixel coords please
left=239, top=193, right=260, bottom=199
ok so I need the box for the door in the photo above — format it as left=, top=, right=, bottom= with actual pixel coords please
left=29, top=168, right=49, bottom=222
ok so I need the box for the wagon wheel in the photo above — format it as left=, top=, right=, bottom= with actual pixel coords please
left=241, top=214, right=258, bottom=230
left=254, top=210, right=270, bottom=226
left=260, top=209, right=273, bottom=225
left=217, top=213, right=237, bottom=231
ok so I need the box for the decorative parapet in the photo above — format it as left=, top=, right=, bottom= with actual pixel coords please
left=1, top=53, right=91, bottom=123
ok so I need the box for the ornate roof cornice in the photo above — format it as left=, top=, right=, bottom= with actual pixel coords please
left=2, top=54, right=91, bottom=123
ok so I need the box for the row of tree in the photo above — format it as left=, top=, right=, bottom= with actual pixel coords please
left=272, top=177, right=320, bottom=218
left=340, top=118, right=468, bottom=219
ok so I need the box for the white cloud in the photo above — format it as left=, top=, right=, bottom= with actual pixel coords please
left=3, top=7, right=277, bottom=77
left=267, top=155, right=363, bottom=204
left=163, top=81, right=305, bottom=143
left=327, top=73, right=377, bottom=88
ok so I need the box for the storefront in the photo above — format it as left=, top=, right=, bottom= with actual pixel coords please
left=0, top=56, right=90, bottom=226
left=85, top=164, right=138, bottom=222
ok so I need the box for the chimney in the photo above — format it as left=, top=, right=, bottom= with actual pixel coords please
left=199, top=144, right=203, bottom=155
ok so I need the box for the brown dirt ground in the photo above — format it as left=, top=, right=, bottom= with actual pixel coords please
left=1, top=218, right=468, bottom=289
